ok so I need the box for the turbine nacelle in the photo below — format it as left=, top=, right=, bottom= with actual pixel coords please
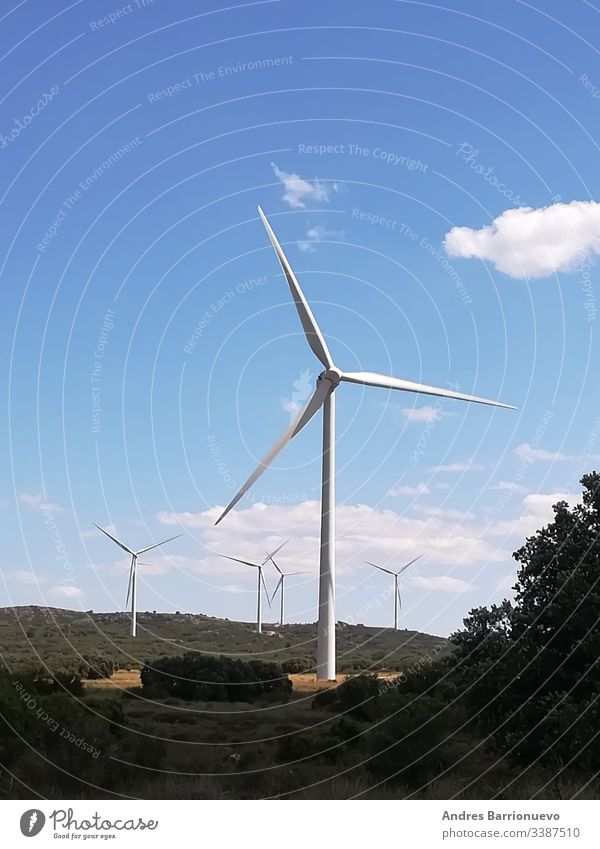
left=319, top=366, right=342, bottom=389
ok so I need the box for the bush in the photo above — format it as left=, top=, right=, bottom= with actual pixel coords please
left=141, top=653, right=292, bottom=703
left=313, top=674, right=381, bottom=720
left=282, top=658, right=313, bottom=674
left=366, top=692, right=457, bottom=787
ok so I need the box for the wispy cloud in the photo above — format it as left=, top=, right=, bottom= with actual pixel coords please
left=388, top=483, right=430, bottom=496
left=444, top=199, right=600, bottom=279
left=271, top=162, right=333, bottom=208
left=417, top=506, right=476, bottom=521
left=50, top=585, right=83, bottom=599
left=401, top=405, right=444, bottom=423
left=514, top=443, right=572, bottom=462
left=19, top=492, right=64, bottom=513
left=298, top=225, right=344, bottom=252
left=5, top=570, right=45, bottom=585
left=409, top=575, right=473, bottom=593
left=496, top=480, right=528, bottom=493
left=429, top=459, right=483, bottom=473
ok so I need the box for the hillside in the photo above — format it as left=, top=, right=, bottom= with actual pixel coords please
left=0, top=605, right=448, bottom=676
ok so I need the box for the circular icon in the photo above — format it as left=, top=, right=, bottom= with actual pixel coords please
left=20, top=810, right=46, bottom=837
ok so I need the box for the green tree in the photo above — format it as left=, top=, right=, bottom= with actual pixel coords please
left=452, top=472, right=600, bottom=768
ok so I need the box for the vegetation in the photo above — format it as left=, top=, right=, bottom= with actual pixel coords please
left=0, top=606, right=444, bottom=678
left=141, top=653, right=292, bottom=702
left=1, top=472, right=600, bottom=798
left=452, top=471, right=600, bottom=772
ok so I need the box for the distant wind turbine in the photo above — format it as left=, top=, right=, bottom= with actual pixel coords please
left=216, top=206, right=516, bottom=679
left=219, top=550, right=273, bottom=633
left=264, top=540, right=309, bottom=625
left=94, top=524, right=182, bottom=637
left=367, top=555, right=423, bottom=630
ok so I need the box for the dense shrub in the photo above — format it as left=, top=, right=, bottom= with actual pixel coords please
left=313, top=674, right=381, bottom=720
left=281, top=657, right=313, bottom=674
left=141, top=653, right=292, bottom=702
left=0, top=673, right=127, bottom=797
left=366, top=692, right=458, bottom=787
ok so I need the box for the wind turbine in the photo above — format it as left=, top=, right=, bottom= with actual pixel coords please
left=94, top=524, right=182, bottom=637
left=219, top=551, right=273, bottom=633
left=215, top=206, right=516, bottom=680
left=265, top=541, right=309, bottom=626
left=367, top=554, right=423, bottom=630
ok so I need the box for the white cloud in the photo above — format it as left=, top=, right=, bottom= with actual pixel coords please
left=271, top=162, right=332, bottom=208
left=50, top=585, right=83, bottom=599
left=401, top=405, right=442, bottom=423
left=444, top=200, right=600, bottom=279
left=515, top=443, right=572, bottom=462
left=496, top=480, right=528, bottom=493
left=417, top=506, right=476, bottom=521
left=298, top=225, right=344, bottom=252
left=5, top=570, right=45, bottom=585
left=19, top=492, right=64, bottom=513
left=388, top=483, right=430, bottom=496
left=158, top=499, right=504, bottom=569
left=429, top=459, right=483, bottom=473
left=409, top=575, right=473, bottom=593
left=489, top=491, right=578, bottom=538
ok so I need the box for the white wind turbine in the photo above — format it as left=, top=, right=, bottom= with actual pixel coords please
left=94, top=524, right=182, bottom=637
left=265, top=541, right=309, bottom=626
left=367, top=554, right=423, bottom=630
left=216, top=206, right=516, bottom=680
left=219, top=548, right=275, bottom=633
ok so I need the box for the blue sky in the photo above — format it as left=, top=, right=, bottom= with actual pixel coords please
left=2, top=0, right=600, bottom=637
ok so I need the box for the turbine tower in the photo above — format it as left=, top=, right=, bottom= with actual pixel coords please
left=220, top=551, right=272, bottom=633
left=265, top=541, right=309, bottom=626
left=94, top=524, right=182, bottom=637
left=216, top=206, right=515, bottom=680
left=367, top=554, right=423, bottom=630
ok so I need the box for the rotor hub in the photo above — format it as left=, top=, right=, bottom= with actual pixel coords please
left=318, top=366, right=342, bottom=388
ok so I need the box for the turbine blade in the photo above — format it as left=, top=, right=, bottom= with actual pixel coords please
left=136, top=533, right=182, bottom=555
left=366, top=560, right=395, bottom=576
left=397, top=553, right=424, bottom=576
left=270, top=575, right=283, bottom=605
left=341, top=371, right=516, bottom=410
left=258, top=205, right=333, bottom=368
left=285, top=571, right=310, bottom=576
left=397, top=584, right=403, bottom=611
left=261, top=569, right=272, bottom=608
left=268, top=557, right=283, bottom=575
left=215, top=380, right=331, bottom=525
left=261, top=538, right=289, bottom=565
left=125, top=557, right=135, bottom=607
left=220, top=554, right=259, bottom=569
left=94, top=523, right=135, bottom=556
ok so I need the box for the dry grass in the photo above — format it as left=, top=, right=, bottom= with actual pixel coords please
left=83, top=668, right=141, bottom=690
left=84, top=668, right=401, bottom=694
